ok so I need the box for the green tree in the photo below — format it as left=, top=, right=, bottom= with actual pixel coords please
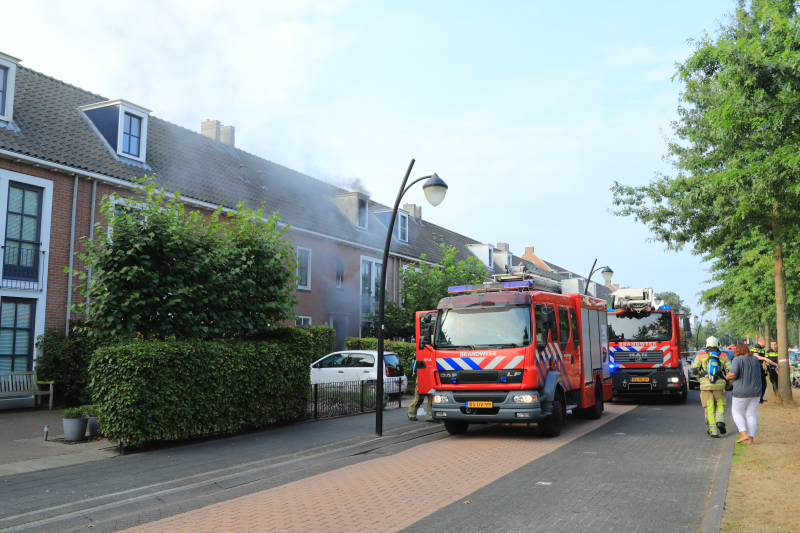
left=611, top=0, right=800, bottom=402
left=657, top=291, right=691, bottom=315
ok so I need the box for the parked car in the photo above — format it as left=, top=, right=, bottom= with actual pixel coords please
left=310, top=350, right=408, bottom=394
left=688, top=349, right=735, bottom=390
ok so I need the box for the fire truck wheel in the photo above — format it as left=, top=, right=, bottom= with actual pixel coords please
left=538, top=390, right=565, bottom=438
left=587, top=383, right=603, bottom=420
left=670, top=381, right=688, bottom=404
left=444, top=421, right=469, bottom=435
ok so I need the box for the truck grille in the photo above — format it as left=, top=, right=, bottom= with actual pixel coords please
left=458, top=371, right=498, bottom=383
left=452, top=393, right=508, bottom=404
left=613, top=351, right=664, bottom=364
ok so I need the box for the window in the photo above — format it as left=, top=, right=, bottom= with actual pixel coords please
left=357, top=198, right=368, bottom=229
left=347, top=353, right=375, bottom=367
left=297, top=247, right=311, bottom=290
left=122, top=112, right=142, bottom=157
left=0, top=298, right=35, bottom=372
left=558, top=307, right=570, bottom=350
left=4, top=183, right=42, bottom=281
left=296, top=316, right=311, bottom=327
left=360, top=256, right=382, bottom=333
left=398, top=212, right=408, bottom=242
left=318, top=353, right=348, bottom=368
left=535, top=304, right=557, bottom=348
left=335, top=265, right=343, bottom=289
left=0, top=66, right=7, bottom=117
left=488, top=248, right=493, bottom=269
left=570, top=308, right=579, bottom=349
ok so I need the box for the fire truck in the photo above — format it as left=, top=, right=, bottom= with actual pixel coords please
left=606, top=288, right=691, bottom=403
left=414, top=265, right=612, bottom=437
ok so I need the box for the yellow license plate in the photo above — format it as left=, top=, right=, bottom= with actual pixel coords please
left=466, top=401, right=493, bottom=408
left=632, top=377, right=649, bottom=382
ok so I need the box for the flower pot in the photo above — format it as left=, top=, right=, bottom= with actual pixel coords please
left=62, top=418, right=88, bottom=442
left=87, top=417, right=102, bottom=438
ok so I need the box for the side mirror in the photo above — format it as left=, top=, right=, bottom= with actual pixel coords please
left=541, top=307, right=556, bottom=334
left=683, top=317, right=692, bottom=339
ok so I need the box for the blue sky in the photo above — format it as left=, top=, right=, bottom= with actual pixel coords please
left=8, top=0, right=736, bottom=320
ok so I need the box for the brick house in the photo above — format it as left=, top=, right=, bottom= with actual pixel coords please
left=0, top=51, right=612, bottom=407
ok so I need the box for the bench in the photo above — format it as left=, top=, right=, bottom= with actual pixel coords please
left=0, top=371, right=54, bottom=410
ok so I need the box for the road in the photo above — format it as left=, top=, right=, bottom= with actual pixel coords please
left=0, top=382, right=734, bottom=533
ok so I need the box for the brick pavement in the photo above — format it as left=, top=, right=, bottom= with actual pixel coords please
left=120, top=404, right=636, bottom=533
left=0, top=409, right=77, bottom=464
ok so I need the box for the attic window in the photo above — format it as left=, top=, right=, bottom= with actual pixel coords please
left=80, top=99, right=150, bottom=164
left=0, top=52, right=20, bottom=123
left=0, top=67, right=7, bottom=116
left=398, top=212, right=408, bottom=242
left=488, top=248, right=493, bottom=269
left=122, top=113, right=142, bottom=157
left=357, top=199, right=368, bottom=229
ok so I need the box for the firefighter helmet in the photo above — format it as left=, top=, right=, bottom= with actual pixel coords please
left=705, top=336, right=721, bottom=349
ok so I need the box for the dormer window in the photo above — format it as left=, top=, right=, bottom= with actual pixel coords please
left=80, top=99, right=150, bottom=164
left=488, top=248, right=494, bottom=269
left=0, top=51, right=20, bottom=124
left=329, top=192, right=371, bottom=230
left=398, top=212, right=409, bottom=242
left=357, top=198, right=368, bottom=229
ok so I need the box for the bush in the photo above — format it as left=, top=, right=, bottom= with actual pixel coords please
left=82, top=405, right=98, bottom=417
left=89, top=335, right=310, bottom=445
left=300, top=325, right=336, bottom=363
left=345, top=337, right=416, bottom=388
left=35, top=320, right=104, bottom=407
left=63, top=407, right=86, bottom=419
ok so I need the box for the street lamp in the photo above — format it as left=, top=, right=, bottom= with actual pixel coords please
left=653, top=295, right=664, bottom=308
left=584, top=260, right=613, bottom=295
left=376, top=159, right=448, bottom=436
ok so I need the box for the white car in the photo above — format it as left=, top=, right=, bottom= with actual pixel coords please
left=310, top=350, right=408, bottom=394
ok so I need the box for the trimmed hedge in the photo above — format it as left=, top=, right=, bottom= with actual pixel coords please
left=89, top=338, right=310, bottom=445
left=345, top=337, right=416, bottom=390
left=300, top=325, right=336, bottom=363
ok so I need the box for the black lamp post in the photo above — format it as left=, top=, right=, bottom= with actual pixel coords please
left=584, top=260, right=613, bottom=295
left=376, top=159, right=448, bottom=436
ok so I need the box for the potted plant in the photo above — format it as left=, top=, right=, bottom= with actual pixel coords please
left=62, top=407, right=88, bottom=442
left=84, top=405, right=101, bottom=438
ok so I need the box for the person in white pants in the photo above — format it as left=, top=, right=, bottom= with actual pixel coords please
left=726, top=343, right=777, bottom=444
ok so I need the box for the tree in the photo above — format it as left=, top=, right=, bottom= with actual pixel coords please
left=657, top=291, right=691, bottom=315
left=611, top=0, right=800, bottom=403
left=362, top=300, right=414, bottom=340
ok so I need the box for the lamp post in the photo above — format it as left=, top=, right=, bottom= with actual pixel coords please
left=584, top=260, right=613, bottom=295
left=653, top=295, right=664, bottom=309
left=376, top=159, right=448, bottom=436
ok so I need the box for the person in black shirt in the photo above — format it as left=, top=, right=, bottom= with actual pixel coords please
left=766, top=340, right=779, bottom=395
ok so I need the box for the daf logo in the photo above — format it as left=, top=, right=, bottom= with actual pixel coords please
left=635, top=355, right=644, bottom=363
left=506, top=371, right=522, bottom=377
left=440, top=372, right=457, bottom=378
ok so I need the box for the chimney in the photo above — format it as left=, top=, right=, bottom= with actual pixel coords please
left=525, top=246, right=534, bottom=254
left=257, top=170, right=267, bottom=188
left=497, top=243, right=509, bottom=252
left=432, top=232, right=438, bottom=243
left=415, top=206, right=421, bottom=222
left=201, top=119, right=221, bottom=143
left=403, top=204, right=417, bottom=222
left=221, top=125, right=235, bottom=148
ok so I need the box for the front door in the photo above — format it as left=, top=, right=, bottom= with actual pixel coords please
left=330, top=313, right=349, bottom=351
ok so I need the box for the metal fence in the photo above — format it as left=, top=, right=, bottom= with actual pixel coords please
left=2, top=244, right=45, bottom=291
left=307, top=379, right=404, bottom=420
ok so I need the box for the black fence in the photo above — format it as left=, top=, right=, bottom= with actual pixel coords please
left=2, top=244, right=45, bottom=290
left=307, top=379, right=405, bottom=420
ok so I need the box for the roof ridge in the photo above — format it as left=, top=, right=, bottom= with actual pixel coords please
left=18, top=64, right=108, bottom=102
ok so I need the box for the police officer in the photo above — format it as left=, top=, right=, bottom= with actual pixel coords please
left=407, top=359, right=433, bottom=422
left=691, top=336, right=732, bottom=437
left=766, top=339, right=779, bottom=395
left=753, top=337, right=768, bottom=403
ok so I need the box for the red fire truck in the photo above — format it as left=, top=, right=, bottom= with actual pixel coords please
left=414, top=266, right=612, bottom=437
left=606, top=288, right=690, bottom=403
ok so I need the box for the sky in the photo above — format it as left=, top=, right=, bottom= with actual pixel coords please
left=5, top=0, right=737, bottom=320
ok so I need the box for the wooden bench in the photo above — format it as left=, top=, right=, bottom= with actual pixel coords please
left=0, top=371, right=54, bottom=410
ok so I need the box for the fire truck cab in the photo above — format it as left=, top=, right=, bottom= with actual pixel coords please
left=414, top=266, right=612, bottom=437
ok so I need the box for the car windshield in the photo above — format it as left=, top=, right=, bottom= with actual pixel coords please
left=608, top=311, right=672, bottom=342
left=434, top=305, right=532, bottom=349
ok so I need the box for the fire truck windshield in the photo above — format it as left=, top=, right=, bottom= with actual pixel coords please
left=433, top=306, right=532, bottom=349
left=607, top=311, right=672, bottom=342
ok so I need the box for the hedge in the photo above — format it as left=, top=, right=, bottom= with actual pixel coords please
left=300, top=325, right=336, bottom=363
left=345, top=337, right=416, bottom=390
left=89, top=338, right=310, bottom=445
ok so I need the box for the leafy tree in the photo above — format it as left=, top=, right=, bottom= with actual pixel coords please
left=657, top=291, right=691, bottom=315
left=362, top=300, right=414, bottom=340
left=611, top=0, right=800, bottom=402
left=71, top=178, right=298, bottom=340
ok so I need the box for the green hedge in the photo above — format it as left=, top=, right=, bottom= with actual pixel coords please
left=300, top=325, right=336, bottom=363
left=89, top=338, right=310, bottom=445
left=345, top=337, right=416, bottom=391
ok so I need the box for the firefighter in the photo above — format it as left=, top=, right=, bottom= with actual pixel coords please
left=753, top=338, right=768, bottom=403
left=407, top=359, right=433, bottom=422
left=691, top=336, right=732, bottom=437
left=766, top=340, right=779, bottom=395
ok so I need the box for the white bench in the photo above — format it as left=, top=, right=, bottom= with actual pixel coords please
left=0, top=371, right=54, bottom=410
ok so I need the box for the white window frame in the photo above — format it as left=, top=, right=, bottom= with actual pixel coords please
left=0, top=52, right=20, bottom=123
left=297, top=247, right=312, bottom=290
left=296, top=316, right=312, bottom=326
left=356, top=198, right=368, bottom=230
left=398, top=212, right=408, bottom=242
left=79, top=99, right=150, bottom=163
left=359, top=255, right=383, bottom=335
left=488, top=248, right=494, bottom=269
left=107, top=195, right=147, bottom=239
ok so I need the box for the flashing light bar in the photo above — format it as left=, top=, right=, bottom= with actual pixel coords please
left=657, top=305, right=672, bottom=311
left=448, top=280, right=534, bottom=294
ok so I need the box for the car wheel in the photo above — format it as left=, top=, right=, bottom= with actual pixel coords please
left=444, top=421, right=469, bottom=435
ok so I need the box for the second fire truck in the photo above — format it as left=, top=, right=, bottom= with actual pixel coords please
left=606, top=287, right=691, bottom=403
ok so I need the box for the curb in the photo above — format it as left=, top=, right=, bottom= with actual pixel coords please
left=700, top=421, right=736, bottom=532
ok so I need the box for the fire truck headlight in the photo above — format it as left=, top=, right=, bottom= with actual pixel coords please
left=433, top=395, right=449, bottom=404
left=669, top=377, right=680, bottom=383
left=513, top=395, right=535, bottom=404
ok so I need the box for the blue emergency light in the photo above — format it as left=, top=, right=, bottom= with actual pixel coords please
left=448, top=280, right=534, bottom=294
left=451, top=378, right=457, bottom=384
left=501, top=377, right=507, bottom=383
left=657, top=305, right=672, bottom=311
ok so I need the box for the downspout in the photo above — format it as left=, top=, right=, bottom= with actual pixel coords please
left=85, top=180, right=97, bottom=306
left=65, top=176, right=78, bottom=337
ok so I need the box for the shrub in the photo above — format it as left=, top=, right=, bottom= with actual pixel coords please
left=300, top=325, right=336, bottom=363
left=63, top=407, right=86, bottom=419
left=89, top=336, right=310, bottom=445
left=82, top=405, right=98, bottom=417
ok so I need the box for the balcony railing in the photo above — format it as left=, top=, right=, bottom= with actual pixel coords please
left=2, top=244, right=45, bottom=291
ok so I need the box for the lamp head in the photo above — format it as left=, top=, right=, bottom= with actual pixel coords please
left=422, top=173, right=448, bottom=207
left=653, top=295, right=664, bottom=308
left=600, top=266, right=613, bottom=282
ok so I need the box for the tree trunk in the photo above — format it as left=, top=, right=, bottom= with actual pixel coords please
left=772, top=208, right=793, bottom=403
left=765, top=321, right=770, bottom=347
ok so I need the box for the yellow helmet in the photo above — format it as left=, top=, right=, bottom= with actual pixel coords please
left=705, top=336, right=720, bottom=349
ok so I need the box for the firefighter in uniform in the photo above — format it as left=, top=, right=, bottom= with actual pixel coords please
left=407, top=359, right=433, bottom=421
left=766, top=340, right=779, bottom=395
left=691, top=336, right=731, bottom=437
left=753, top=338, right=768, bottom=402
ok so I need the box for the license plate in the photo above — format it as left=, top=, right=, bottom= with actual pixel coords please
left=466, top=401, right=493, bottom=408
left=632, top=377, right=649, bottom=382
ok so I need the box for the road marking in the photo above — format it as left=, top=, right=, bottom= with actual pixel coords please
left=535, top=482, right=552, bottom=485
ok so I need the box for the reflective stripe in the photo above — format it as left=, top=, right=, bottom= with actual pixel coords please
left=504, top=355, right=525, bottom=369
left=485, top=356, right=505, bottom=369
left=463, top=358, right=483, bottom=370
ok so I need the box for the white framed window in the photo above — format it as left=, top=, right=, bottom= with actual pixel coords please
left=398, top=212, right=408, bottom=242
left=335, top=265, right=343, bottom=289
left=0, top=52, right=20, bottom=123
left=296, top=316, right=311, bottom=327
left=106, top=196, right=147, bottom=239
left=357, top=198, right=368, bottom=229
left=488, top=248, right=494, bottom=269
left=121, top=113, right=143, bottom=158
left=79, top=99, right=150, bottom=164
left=359, top=255, right=382, bottom=335
left=297, top=247, right=311, bottom=290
